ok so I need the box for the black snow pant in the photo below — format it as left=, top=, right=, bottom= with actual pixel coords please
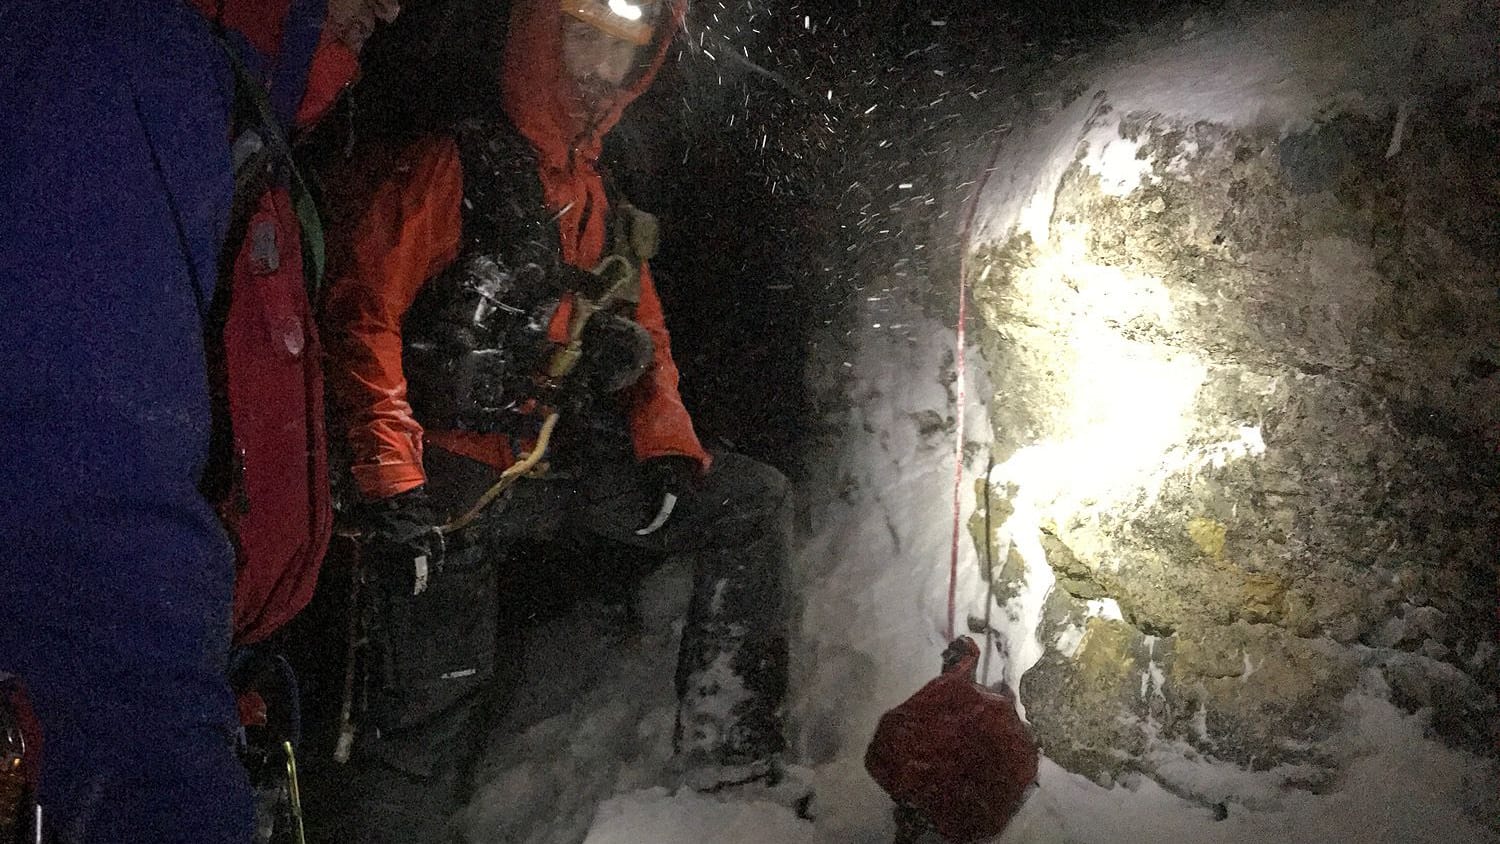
left=344, top=435, right=791, bottom=843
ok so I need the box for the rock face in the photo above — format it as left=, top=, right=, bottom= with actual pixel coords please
left=968, top=79, right=1499, bottom=783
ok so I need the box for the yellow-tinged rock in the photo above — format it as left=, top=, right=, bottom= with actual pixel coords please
left=1187, top=516, right=1227, bottom=558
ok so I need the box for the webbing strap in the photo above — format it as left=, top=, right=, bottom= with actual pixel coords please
left=291, top=177, right=326, bottom=296
left=271, top=0, right=330, bottom=295
left=217, top=37, right=327, bottom=296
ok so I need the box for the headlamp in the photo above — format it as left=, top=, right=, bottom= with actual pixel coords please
left=560, top=0, right=656, bottom=46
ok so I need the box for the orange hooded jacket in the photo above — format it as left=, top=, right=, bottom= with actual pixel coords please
left=322, top=0, right=708, bottom=501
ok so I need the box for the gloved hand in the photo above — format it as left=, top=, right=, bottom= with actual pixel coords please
left=360, top=487, right=444, bottom=596
left=577, top=312, right=654, bottom=394
left=635, top=456, right=700, bottom=536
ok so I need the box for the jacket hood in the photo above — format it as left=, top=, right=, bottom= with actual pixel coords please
left=500, top=0, right=684, bottom=168
left=191, top=0, right=358, bottom=131
left=497, top=0, right=683, bottom=271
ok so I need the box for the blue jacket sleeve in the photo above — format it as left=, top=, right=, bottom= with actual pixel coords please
left=0, top=3, right=254, bottom=841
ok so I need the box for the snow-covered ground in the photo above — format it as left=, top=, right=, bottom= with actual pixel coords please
left=457, top=1, right=1498, bottom=841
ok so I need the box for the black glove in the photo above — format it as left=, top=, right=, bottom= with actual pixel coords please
left=577, top=312, right=654, bottom=394
left=557, top=262, right=615, bottom=301
left=360, top=487, right=444, bottom=596
left=635, top=456, right=700, bottom=536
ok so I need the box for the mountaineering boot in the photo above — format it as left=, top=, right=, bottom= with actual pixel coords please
left=661, top=450, right=808, bottom=814
left=672, top=539, right=789, bottom=775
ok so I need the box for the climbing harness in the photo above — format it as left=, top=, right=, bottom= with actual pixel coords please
left=437, top=237, right=650, bottom=536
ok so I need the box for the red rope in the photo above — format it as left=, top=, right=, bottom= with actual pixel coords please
left=946, top=273, right=967, bottom=642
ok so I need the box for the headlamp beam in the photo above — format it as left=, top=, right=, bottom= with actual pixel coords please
left=560, top=0, right=655, bottom=46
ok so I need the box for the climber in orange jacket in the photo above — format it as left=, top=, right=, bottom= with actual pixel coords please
left=319, top=0, right=793, bottom=838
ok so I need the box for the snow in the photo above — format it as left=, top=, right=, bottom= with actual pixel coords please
left=459, top=566, right=691, bottom=844
left=453, top=1, right=1498, bottom=841
left=1054, top=624, right=1086, bottom=660
left=789, top=299, right=1000, bottom=839
left=458, top=291, right=1500, bottom=842
left=994, top=675, right=1500, bottom=844
left=974, top=0, right=1496, bottom=246
left=583, top=789, right=822, bottom=844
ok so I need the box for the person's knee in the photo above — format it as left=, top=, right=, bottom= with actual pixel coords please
left=705, top=452, right=791, bottom=517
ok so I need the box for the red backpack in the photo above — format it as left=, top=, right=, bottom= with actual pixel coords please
left=220, top=186, right=331, bottom=646
left=212, top=17, right=333, bottom=647
left=865, top=637, right=1039, bottom=842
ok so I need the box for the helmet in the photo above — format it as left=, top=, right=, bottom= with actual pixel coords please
left=559, top=0, right=657, bottom=46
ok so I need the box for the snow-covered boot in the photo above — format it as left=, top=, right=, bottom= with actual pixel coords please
left=679, top=756, right=817, bottom=821
left=673, top=543, right=790, bottom=770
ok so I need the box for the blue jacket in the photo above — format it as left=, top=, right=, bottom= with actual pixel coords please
left=0, top=1, right=252, bottom=840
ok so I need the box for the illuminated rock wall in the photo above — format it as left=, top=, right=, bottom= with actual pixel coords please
left=966, top=2, right=1498, bottom=785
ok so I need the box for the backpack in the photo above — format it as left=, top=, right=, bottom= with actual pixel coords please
left=209, top=10, right=332, bottom=647
left=219, top=185, right=331, bottom=646
left=864, top=637, right=1039, bottom=842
